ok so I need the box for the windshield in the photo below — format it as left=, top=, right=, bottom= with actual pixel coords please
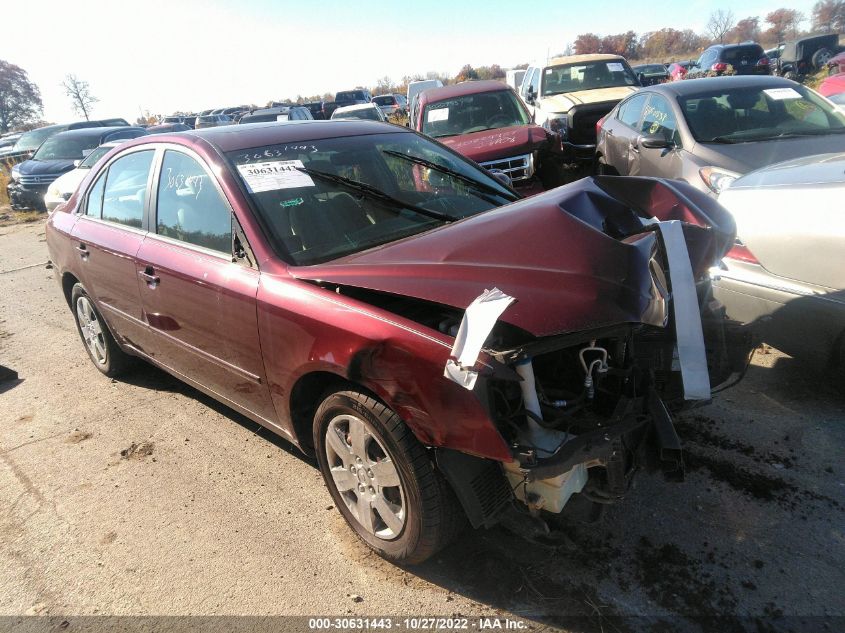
left=79, top=145, right=114, bottom=168
left=680, top=84, right=845, bottom=143
left=542, top=60, right=638, bottom=96
left=227, top=132, right=516, bottom=265
left=639, top=65, right=666, bottom=74
left=33, top=135, right=100, bottom=161
left=422, top=90, right=530, bottom=138
left=373, top=95, right=396, bottom=105
left=333, top=107, right=381, bottom=121
left=13, top=126, right=64, bottom=152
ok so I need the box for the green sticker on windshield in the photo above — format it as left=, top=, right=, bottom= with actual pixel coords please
left=280, top=197, right=304, bottom=208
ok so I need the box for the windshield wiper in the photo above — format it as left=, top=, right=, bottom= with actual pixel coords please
left=706, top=136, right=740, bottom=144
left=295, top=166, right=455, bottom=224
left=382, top=149, right=519, bottom=202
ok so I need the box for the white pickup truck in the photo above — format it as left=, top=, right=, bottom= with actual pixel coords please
left=518, top=54, right=640, bottom=163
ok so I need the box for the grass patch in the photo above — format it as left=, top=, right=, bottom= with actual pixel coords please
left=0, top=168, right=9, bottom=209
left=0, top=210, right=44, bottom=227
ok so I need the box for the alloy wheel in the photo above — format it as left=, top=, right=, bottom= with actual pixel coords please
left=76, top=296, right=107, bottom=365
left=324, top=414, right=405, bottom=540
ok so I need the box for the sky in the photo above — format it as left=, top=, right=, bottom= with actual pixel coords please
left=2, top=0, right=819, bottom=123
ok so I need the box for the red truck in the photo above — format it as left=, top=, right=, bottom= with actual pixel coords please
left=412, top=80, right=558, bottom=195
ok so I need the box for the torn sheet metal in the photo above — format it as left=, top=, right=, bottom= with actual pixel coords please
left=658, top=221, right=711, bottom=400
left=444, top=288, right=515, bottom=390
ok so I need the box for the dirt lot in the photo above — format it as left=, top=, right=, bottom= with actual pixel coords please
left=1, top=218, right=843, bottom=633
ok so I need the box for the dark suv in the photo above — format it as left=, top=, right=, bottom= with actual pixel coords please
left=8, top=126, right=146, bottom=210
left=690, top=43, right=771, bottom=77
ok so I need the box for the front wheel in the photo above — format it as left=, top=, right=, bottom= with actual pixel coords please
left=314, top=390, right=465, bottom=564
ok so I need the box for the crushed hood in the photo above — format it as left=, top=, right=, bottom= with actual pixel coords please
left=441, top=125, right=550, bottom=164
left=288, top=178, right=707, bottom=338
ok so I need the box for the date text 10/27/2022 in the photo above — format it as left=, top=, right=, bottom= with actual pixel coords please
left=307, top=617, right=529, bottom=630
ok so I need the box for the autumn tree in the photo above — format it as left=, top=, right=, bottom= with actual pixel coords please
left=574, top=33, right=602, bottom=54
left=454, top=64, right=478, bottom=82
left=812, top=0, right=845, bottom=32
left=0, top=60, right=43, bottom=133
left=475, top=64, right=506, bottom=80
left=62, top=74, right=98, bottom=120
left=706, top=9, right=735, bottom=43
left=765, top=8, right=805, bottom=42
left=601, top=31, right=639, bottom=57
left=639, top=29, right=703, bottom=60
left=729, top=17, right=761, bottom=42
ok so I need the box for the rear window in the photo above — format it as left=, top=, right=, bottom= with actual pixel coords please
left=722, top=45, right=764, bottom=63
left=337, top=91, right=366, bottom=101
left=373, top=95, right=396, bottom=105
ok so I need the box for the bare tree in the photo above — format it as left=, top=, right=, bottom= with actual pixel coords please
left=62, top=74, right=98, bottom=120
left=706, top=9, right=736, bottom=43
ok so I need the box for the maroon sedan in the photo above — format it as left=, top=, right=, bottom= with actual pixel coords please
left=46, top=121, right=749, bottom=564
left=413, top=80, right=556, bottom=194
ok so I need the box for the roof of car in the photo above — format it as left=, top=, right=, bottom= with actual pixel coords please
left=48, top=126, right=145, bottom=140
left=546, top=53, right=626, bottom=66
left=141, top=120, right=407, bottom=153
left=333, top=103, right=380, bottom=113
left=638, top=75, right=798, bottom=97
left=418, top=80, right=512, bottom=104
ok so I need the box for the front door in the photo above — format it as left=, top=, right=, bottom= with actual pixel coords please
left=631, top=94, right=684, bottom=178
left=134, top=148, right=276, bottom=423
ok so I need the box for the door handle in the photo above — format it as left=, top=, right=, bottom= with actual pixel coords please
left=138, top=266, right=160, bottom=288
left=75, top=244, right=89, bottom=260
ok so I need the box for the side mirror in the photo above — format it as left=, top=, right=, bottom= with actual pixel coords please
left=639, top=134, right=671, bottom=149
left=488, top=168, right=512, bottom=188
left=526, top=91, right=535, bottom=105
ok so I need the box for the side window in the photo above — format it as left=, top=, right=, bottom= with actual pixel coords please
left=155, top=150, right=232, bottom=253
left=101, top=150, right=154, bottom=228
left=529, top=68, right=541, bottom=96
left=86, top=172, right=106, bottom=217
left=641, top=95, right=680, bottom=144
left=618, top=93, right=649, bottom=129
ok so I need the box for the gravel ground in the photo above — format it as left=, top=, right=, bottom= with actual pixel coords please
left=1, top=218, right=843, bottom=633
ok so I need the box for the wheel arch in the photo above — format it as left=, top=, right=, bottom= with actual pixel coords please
left=61, top=272, right=80, bottom=307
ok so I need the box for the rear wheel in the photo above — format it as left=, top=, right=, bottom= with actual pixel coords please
left=314, top=390, right=465, bottom=564
left=70, top=283, right=134, bottom=377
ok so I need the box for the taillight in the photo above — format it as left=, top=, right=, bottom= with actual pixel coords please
left=712, top=62, right=728, bottom=72
left=596, top=114, right=607, bottom=136
left=757, top=56, right=770, bottom=66
left=725, top=239, right=759, bottom=264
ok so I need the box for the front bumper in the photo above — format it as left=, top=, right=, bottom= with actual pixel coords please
left=560, top=140, right=597, bottom=162
left=7, top=182, right=47, bottom=211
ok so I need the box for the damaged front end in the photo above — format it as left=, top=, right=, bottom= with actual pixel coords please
left=292, top=175, right=753, bottom=528
left=440, top=177, right=752, bottom=522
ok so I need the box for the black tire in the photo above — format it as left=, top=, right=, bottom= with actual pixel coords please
left=313, top=390, right=465, bottom=564
left=595, top=156, right=617, bottom=176
left=812, top=48, right=832, bottom=70
left=70, top=283, right=134, bottom=377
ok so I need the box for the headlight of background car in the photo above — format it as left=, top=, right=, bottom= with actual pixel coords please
left=10, top=164, right=21, bottom=182
left=699, top=166, right=740, bottom=194
left=543, top=114, right=569, bottom=139
left=47, top=182, right=61, bottom=198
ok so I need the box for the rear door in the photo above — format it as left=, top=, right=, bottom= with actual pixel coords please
left=70, top=148, right=156, bottom=347
left=134, top=147, right=276, bottom=422
left=603, top=92, right=648, bottom=174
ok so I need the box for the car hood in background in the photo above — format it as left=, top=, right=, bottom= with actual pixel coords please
left=441, top=125, right=550, bottom=163
left=17, top=159, right=77, bottom=177
left=291, top=177, right=732, bottom=339
left=693, top=134, right=845, bottom=175
left=50, top=167, right=89, bottom=195
left=539, top=86, right=638, bottom=112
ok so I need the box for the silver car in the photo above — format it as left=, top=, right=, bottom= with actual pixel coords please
left=712, top=153, right=845, bottom=371
left=595, top=76, right=845, bottom=196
